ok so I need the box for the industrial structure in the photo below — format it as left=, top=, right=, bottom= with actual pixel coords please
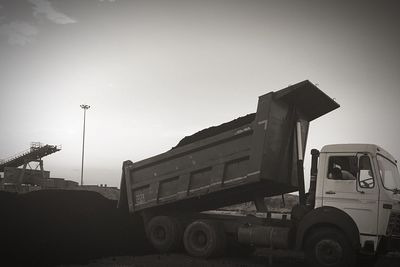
left=0, top=142, right=120, bottom=200
left=0, top=142, right=78, bottom=192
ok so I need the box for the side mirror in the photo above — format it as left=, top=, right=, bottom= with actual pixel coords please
left=357, top=154, right=375, bottom=190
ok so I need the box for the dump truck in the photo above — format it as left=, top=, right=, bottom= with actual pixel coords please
left=118, top=80, right=400, bottom=267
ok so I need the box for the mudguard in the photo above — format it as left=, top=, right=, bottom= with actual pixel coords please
left=295, top=206, right=360, bottom=250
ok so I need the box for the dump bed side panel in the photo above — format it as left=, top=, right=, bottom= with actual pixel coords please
left=123, top=121, right=257, bottom=212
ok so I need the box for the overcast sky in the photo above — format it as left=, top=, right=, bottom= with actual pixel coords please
left=0, top=0, right=399, bottom=188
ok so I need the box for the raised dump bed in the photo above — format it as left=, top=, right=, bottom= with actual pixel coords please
left=119, top=80, right=339, bottom=214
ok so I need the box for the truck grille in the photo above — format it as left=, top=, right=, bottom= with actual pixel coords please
left=386, top=212, right=400, bottom=237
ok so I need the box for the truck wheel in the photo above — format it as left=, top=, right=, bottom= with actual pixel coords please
left=183, top=220, right=226, bottom=258
left=305, top=227, right=356, bottom=267
left=146, top=216, right=182, bottom=253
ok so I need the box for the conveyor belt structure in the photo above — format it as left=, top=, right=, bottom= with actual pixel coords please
left=0, top=143, right=61, bottom=172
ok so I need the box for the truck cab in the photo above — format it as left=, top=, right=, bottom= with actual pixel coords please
left=315, top=144, right=400, bottom=254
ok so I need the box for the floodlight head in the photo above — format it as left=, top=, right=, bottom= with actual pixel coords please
left=80, top=104, right=90, bottom=109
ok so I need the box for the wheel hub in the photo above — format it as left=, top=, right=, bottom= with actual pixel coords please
left=315, top=239, right=343, bottom=265
left=193, top=231, right=207, bottom=248
left=154, top=226, right=166, bottom=241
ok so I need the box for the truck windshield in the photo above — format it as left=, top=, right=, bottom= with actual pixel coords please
left=377, top=155, right=400, bottom=192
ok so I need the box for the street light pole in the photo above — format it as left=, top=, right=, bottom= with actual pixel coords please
left=80, top=104, right=90, bottom=186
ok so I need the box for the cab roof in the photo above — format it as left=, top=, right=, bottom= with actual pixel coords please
left=321, top=144, right=397, bottom=163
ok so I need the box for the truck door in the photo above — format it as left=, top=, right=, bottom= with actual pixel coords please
left=322, top=154, right=379, bottom=244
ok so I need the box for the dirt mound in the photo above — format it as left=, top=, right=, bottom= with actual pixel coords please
left=0, top=190, right=151, bottom=266
left=173, top=113, right=256, bottom=149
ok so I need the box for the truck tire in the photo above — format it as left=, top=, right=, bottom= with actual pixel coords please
left=183, top=220, right=226, bottom=258
left=305, top=227, right=356, bottom=267
left=146, top=216, right=182, bottom=253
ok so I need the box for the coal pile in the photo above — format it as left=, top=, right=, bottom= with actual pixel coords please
left=173, top=113, right=256, bottom=149
left=0, top=190, right=152, bottom=266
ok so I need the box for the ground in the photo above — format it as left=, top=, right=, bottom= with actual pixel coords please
left=68, top=250, right=400, bottom=267
left=1, top=190, right=399, bottom=267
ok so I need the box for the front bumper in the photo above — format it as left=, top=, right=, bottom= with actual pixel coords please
left=387, top=211, right=400, bottom=250
left=387, top=236, right=400, bottom=251
left=387, top=212, right=400, bottom=237
left=375, top=211, right=400, bottom=254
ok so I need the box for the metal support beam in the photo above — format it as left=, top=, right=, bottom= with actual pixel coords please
left=296, top=121, right=306, bottom=206
left=254, top=196, right=268, bottom=212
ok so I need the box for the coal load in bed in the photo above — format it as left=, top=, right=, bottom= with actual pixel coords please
left=173, top=113, right=256, bottom=149
left=0, top=190, right=151, bottom=266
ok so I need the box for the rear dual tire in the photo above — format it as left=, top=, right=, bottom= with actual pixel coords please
left=183, top=220, right=226, bottom=258
left=146, top=217, right=227, bottom=258
left=146, top=216, right=183, bottom=253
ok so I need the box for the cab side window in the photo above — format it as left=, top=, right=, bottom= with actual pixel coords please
left=328, top=156, right=358, bottom=180
left=358, top=155, right=374, bottom=188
